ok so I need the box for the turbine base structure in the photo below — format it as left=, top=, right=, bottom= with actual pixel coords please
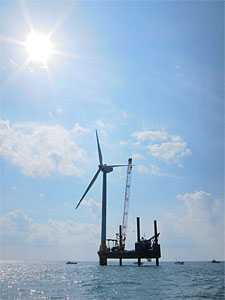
left=99, top=256, right=107, bottom=266
left=98, top=218, right=161, bottom=266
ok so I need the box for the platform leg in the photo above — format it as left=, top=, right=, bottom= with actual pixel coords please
left=99, top=257, right=107, bottom=266
left=119, top=258, right=122, bottom=266
left=138, top=258, right=141, bottom=266
left=156, top=258, right=159, bottom=266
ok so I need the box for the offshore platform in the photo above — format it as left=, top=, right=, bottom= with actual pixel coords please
left=76, top=131, right=161, bottom=266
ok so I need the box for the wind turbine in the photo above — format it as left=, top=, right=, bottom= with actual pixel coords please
left=76, top=130, right=127, bottom=259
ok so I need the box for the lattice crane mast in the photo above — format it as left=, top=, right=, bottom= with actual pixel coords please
left=121, top=157, right=133, bottom=249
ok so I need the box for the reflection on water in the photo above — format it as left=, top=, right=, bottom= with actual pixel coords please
left=0, top=261, right=224, bottom=300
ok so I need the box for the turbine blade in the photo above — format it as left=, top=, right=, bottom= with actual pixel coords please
left=76, top=169, right=101, bottom=209
left=96, top=130, right=103, bottom=165
left=107, top=165, right=129, bottom=168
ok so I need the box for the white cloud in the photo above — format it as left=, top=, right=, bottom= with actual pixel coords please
left=132, top=130, right=168, bottom=142
left=149, top=163, right=161, bottom=175
left=71, top=123, right=90, bottom=135
left=163, top=191, right=224, bottom=251
left=132, top=129, right=191, bottom=167
left=1, top=210, right=100, bottom=247
left=132, top=141, right=141, bottom=148
left=146, top=137, right=191, bottom=166
left=131, top=153, right=143, bottom=159
left=81, top=198, right=101, bottom=220
left=0, top=120, right=87, bottom=177
left=176, top=191, right=221, bottom=221
left=1, top=211, right=33, bottom=236
left=137, top=164, right=149, bottom=174
left=81, top=198, right=101, bottom=209
left=95, top=120, right=105, bottom=128
left=137, top=162, right=182, bottom=178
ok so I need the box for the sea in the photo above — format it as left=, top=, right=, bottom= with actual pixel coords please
left=0, top=260, right=224, bottom=300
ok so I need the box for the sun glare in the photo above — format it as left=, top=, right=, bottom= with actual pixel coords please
left=25, top=31, right=54, bottom=63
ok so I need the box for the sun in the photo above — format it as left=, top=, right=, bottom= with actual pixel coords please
left=25, top=31, right=54, bottom=64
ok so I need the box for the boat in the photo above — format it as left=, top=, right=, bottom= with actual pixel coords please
left=175, top=261, right=184, bottom=265
left=211, top=259, right=220, bottom=263
left=66, top=261, right=78, bottom=264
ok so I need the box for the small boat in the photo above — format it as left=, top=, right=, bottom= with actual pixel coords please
left=175, top=261, right=184, bottom=265
left=66, top=261, right=78, bottom=264
left=211, top=259, right=220, bottom=263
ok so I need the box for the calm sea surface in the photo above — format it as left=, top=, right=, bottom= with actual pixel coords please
left=0, top=260, right=224, bottom=300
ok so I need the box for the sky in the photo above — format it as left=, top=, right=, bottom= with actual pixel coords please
left=0, top=0, right=224, bottom=262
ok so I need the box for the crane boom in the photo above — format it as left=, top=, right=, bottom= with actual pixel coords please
left=121, top=157, right=133, bottom=249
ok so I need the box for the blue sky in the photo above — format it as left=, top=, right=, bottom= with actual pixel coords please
left=0, top=0, right=224, bottom=261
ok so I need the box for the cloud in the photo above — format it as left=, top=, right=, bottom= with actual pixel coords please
left=1, top=210, right=100, bottom=247
left=81, top=198, right=101, bottom=220
left=176, top=191, right=221, bottom=221
left=95, top=120, right=105, bottom=128
left=1, top=211, right=33, bottom=238
left=0, top=119, right=87, bottom=177
left=146, top=136, right=191, bottom=166
left=81, top=198, right=101, bottom=209
left=163, top=191, right=224, bottom=251
left=132, top=129, right=191, bottom=167
left=148, top=163, right=161, bottom=175
left=131, top=153, right=143, bottom=159
left=71, top=123, right=90, bottom=135
left=137, top=164, right=149, bottom=174
left=137, top=163, right=176, bottom=178
left=132, top=130, right=168, bottom=142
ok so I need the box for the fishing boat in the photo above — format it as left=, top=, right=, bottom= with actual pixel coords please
left=66, top=261, right=78, bottom=264
left=175, top=261, right=184, bottom=265
left=211, top=259, right=220, bottom=263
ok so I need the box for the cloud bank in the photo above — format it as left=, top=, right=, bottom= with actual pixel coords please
left=1, top=210, right=99, bottom=247
left=162, top=191, right=224, bottom=256
left=0, top=120, right=88, bottom=177
left=1, top=190, right=223, bottom=261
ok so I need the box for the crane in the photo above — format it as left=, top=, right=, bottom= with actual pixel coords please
left=121, top=157, right=133, bottom=249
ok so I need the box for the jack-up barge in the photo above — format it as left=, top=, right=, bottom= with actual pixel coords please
left=98, top=217, right=161, bottom=266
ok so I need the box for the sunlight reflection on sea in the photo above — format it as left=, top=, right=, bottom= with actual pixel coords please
left=0, top=261, right=224, bottom=300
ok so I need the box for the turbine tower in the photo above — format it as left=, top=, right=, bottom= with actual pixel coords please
left=76, top=130, right=126, bottom=265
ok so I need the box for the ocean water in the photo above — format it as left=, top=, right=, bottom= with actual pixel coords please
left=0, top=260, right=224, bottom=300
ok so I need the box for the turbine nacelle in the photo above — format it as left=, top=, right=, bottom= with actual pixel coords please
left=100, top=164, right=113, bottom=173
